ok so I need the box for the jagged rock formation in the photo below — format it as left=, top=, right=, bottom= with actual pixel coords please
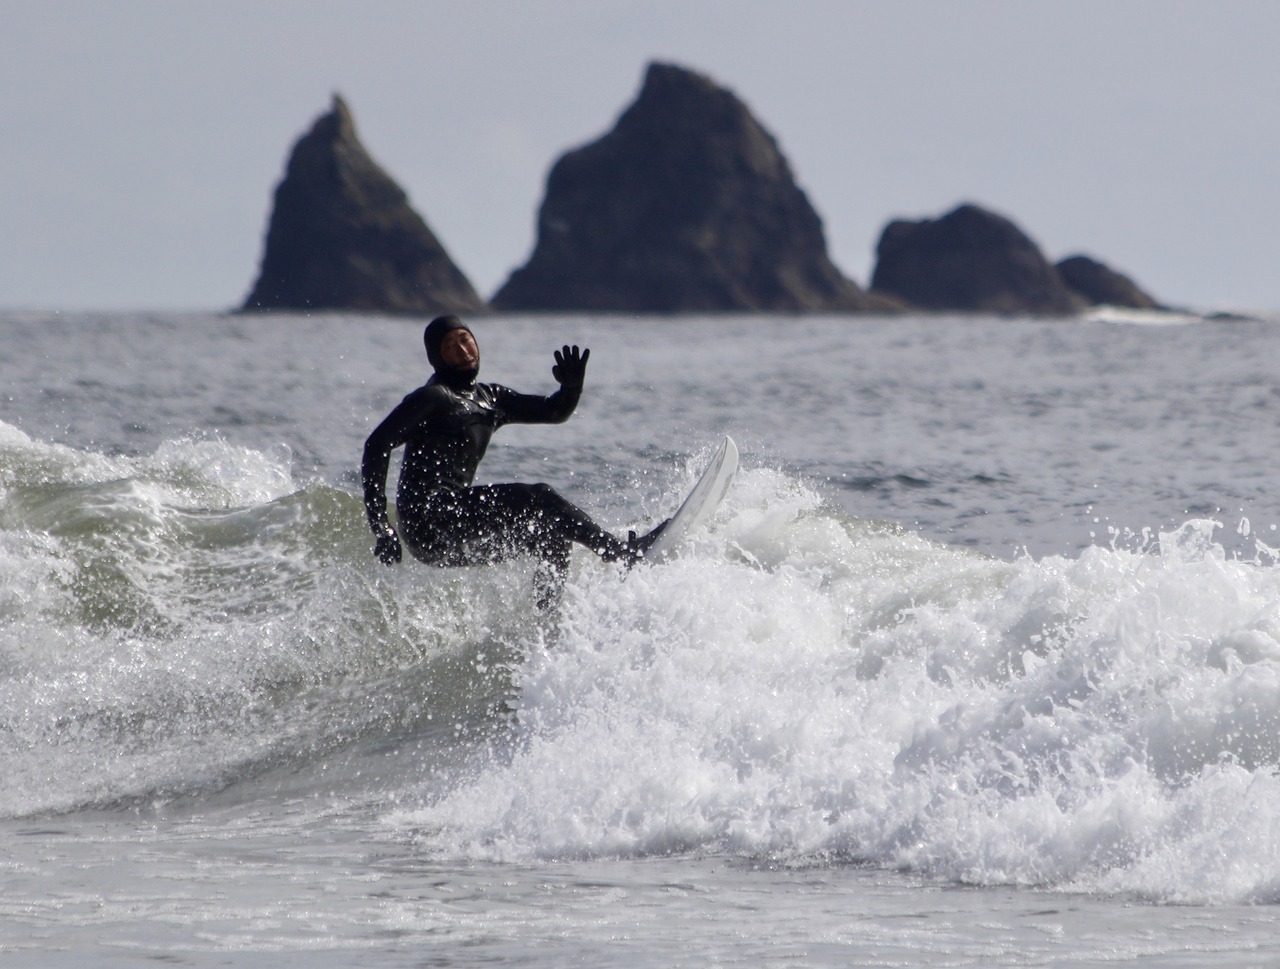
left=1055, top=254, right=1162, bottom=309
left=870, top=203, right=1085, bottom=315
left=242, top=95, right=485, bottom=315
left=492, top=62, right=884, bottom=313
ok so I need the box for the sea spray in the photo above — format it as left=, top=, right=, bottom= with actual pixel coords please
left=0, top=426, right=534, bottom=816
left=6, top=419, right=1280, bottom=902
left=394, top=470, right=1280, bottom=903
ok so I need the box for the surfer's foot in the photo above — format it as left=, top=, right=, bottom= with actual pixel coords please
left=622, top=519, right=669, bottom=568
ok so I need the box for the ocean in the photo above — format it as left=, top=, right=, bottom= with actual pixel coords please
left=2, top=309, right=1280, bottom=966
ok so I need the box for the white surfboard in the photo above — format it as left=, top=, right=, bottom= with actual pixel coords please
left=644, top=436, right=738, bottom=562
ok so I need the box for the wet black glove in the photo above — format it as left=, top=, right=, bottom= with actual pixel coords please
left=552, top=345, right=590, bottom=389
left=374, top=527, right=402, bottom=565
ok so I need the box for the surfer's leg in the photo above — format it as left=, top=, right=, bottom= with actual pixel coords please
left=464, top=483, right=581, bottom=610
left=531, top=541, right=570, bottom=611
left=398, top=490, right=564, bottom=610
left=529, top=484, right=669, bottom=565
left=397, top=489, right=500, bottom=566
left=482, top=483, right=631, bottom=562
left=401, top=484, right=657, bottom=594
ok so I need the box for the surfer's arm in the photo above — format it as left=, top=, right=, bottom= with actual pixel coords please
left=361, top=389, right=436, bottom=560
left=361, top=428, right=396, bottom=535
left=493, top=346, right=589, bottom=426
left=494, top=383, right=582, bottom=425
left=361, top=426, right=402, bottom=566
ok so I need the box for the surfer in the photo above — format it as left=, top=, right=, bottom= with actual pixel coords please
left=361, top=315, right=665, bottom=606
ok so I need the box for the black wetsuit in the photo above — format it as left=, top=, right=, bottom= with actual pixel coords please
left=361, top=370, right=630, bottom=600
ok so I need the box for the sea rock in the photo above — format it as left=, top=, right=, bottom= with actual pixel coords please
left=492, top=62, right=883, bottom=313
left=242, top=95, right=485, bottom=315
left=870, top=203, right=1085, bottom=315
left=1055, top=254, right=1162, bottom=309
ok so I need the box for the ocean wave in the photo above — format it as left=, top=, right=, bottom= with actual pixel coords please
left=6, top=422, right=1280, bottom=903
left=0, top=426, right=536, bottom=816
left=391, top=471, right=1280, bottom=905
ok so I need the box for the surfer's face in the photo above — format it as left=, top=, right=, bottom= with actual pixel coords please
left=440, top=329, right=480, bottom=371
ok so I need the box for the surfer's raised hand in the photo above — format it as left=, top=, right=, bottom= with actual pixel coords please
left=552, top=345, right=590, bottom=389
left=374, top=526, right=402, bottom=566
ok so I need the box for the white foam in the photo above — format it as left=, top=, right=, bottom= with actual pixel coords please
left=7, top=420, right=1280, bottom=902
left=391, top=471, right=1280, bottom=902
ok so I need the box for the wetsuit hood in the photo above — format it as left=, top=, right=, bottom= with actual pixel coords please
left=424, top=315, right=478, bottom=388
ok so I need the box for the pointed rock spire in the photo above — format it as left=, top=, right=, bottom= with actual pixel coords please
left=242, top=94, right=485, bottom=315
left=492, top=62, right=880, bottom=313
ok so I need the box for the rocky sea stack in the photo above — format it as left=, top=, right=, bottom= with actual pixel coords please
left=871, top=203, right=1084, bottom=315
left=242, top=95, right=484, bottom=315
left=493, top=62, right=882, bottom=313
left=1055, top=254, right=1163, bottom=310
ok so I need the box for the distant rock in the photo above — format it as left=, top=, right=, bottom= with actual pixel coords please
left=242, top=95, right=485, bottom=315
left=870, top=203, right=1085, bottom=315
left=1055, top=254, right=1162, bottom=310
left=492, top=62, right=885, bottom=313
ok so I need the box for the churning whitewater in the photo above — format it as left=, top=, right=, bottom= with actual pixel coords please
left=6, top=311, right=1280, bottom=965
left=5, top=410, right=1280, bottom=906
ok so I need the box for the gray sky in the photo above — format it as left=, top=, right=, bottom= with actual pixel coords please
left=3, top=0, right=1277, bottom=313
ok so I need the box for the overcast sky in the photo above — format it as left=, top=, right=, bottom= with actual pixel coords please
left=3, top=0, right=1277, bottom=313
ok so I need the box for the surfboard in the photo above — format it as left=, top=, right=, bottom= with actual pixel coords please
left=644, top=436, right=738, bottom=562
